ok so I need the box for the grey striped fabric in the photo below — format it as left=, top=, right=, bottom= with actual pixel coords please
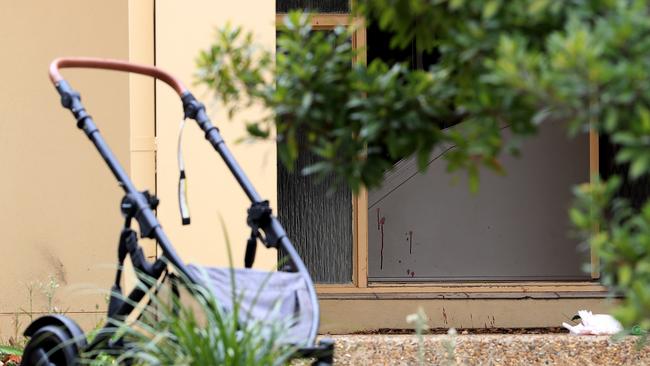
left=187, top=265, right=314, bottom=344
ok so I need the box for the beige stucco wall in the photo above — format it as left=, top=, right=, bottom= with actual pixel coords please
left=127, top=0, right=157, bottom=258
left=0, top=0, right=150, bottom=339
left=155, top=1, right=277, bottom=270
left=0, top=0, right=276, bottom=340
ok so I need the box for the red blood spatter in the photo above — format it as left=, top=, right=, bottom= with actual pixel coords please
left=379, top=216, right=386, bottom=270
left=411, top=271, right=415, bottom=278
left=376, top=208, right=380, bottom=230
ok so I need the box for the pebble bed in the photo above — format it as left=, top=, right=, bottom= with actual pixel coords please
left=294, top=334, right=650, bottom=365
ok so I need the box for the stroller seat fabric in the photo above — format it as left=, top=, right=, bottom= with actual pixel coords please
left=187, top=265, right=314, bottom=344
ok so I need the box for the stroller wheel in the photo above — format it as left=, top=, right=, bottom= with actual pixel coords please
left=21, top=325, right=80, bottom=366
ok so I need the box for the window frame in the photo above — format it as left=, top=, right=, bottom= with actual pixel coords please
left=275, top=10, right=605, bottom=297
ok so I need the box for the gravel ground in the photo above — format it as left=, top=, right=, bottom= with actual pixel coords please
left=295, top=334, right=650, bottom=365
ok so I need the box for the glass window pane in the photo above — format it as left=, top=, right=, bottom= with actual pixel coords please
left=367, top=123, right=591, bottom=281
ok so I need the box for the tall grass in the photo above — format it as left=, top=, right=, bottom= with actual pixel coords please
left=89, top=279, right=296, bottom=365
left=81, top=219, right=297, bottom=366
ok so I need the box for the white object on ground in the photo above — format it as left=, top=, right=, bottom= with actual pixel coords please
left=562, top=310, right=623, bottom=335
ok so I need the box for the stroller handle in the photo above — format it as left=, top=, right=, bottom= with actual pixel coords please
left=50, top=57, right=321, bottom=343
left=49, top=57, right=188, bottom=96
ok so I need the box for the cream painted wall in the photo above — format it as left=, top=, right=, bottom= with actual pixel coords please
left=155, top=1, right=277, bottom=270
left=0, top=0, right=153, bottom=337
left=127, top=0, right=157, bottom=257
left=0, top=1, right=276, bottom=340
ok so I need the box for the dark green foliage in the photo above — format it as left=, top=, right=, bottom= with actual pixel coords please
left=198, top=12, right=503, bottom=193
left=572, top=177, right=650, bottom=334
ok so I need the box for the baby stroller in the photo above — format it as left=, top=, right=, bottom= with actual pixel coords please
left=19, top=57, right=333, bottom=365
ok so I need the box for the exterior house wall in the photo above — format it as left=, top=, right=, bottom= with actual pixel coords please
left=0, top=0, right=276, bottom=339
left=0, top=0, right=613, bottom=338
left=0, top=0, right=133, bottom=336
left=154, top=0, right=277, bottom=271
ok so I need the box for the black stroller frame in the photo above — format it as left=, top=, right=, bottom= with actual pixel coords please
left=20, top=58, right=333, bottom=365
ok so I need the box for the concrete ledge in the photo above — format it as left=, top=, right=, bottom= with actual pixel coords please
left=320, top=298, right=617, bottom=333
left=310, top=334, right=650, bottom=365
left=319, top=291, right=614, bottom=300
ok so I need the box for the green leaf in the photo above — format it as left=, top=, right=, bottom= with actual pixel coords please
left=301, top=161, right=332, bottom=176
left=638, top=106, right=650, bottom=133
left=300, top=92, right=314, bottom=113
left=468, top=165, right=480, bottom=193
left=630, top=155, right=650, bottom=179
left=615, top=148, right=636, bottom=164
left=0, top=345, right=23, bottom=356
left=483, top=0, right=501, bottom=19
left=195, top=0, right=650, bottom=335
left=277, top=144, right=294, bottom=171
left=604, top=109, right=618, bottom=132
left=449, top=0, right=465, bottom=10
left=619, top=265, right=632, bottom=287
left=528, top=0, right=550, bottom=15
left=245, top=123, right=269, bottom=138
left=569, top=208, right=588, bottom=228
left=416, top=148, right=430, bottom=171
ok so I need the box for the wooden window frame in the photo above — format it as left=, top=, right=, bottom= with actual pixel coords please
left=276, top=12, right=606, bottom=297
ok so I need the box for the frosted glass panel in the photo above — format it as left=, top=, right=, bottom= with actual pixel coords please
left=277, top=133, right=353, bottom=283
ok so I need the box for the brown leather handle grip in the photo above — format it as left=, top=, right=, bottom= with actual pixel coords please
left=49, top=57, right=188, bottom=96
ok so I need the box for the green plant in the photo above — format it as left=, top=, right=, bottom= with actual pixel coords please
left=572, top=177, right=650, bottom=335
left=7, top=312, right=24, bottom=350
left=0, top=344, right=23, bottom=356
left=20, top=282, right=35, bottom=323
left=0, top=344, right=23, bottom=366
left=407, top=309, right=462, bottom=365
left=198, top=1, right=650, bottom=333
left=18, top=275, right=64, bottom=321
left=5, top=275, right=65, bottom=349
left=481, top=0, right=650, bottom=332
left=406, top=308, right=429, bottom=366
left=120, top=281, right=293, bottom=365
left=441, top=328, right=458, bottom=366
left=5, top=282, right=36, bottom=349
left=39, top=275, right=61, bottom=314
left=87, top=353, right=117, bottom=366
left=83, top=221, right=296, bottom=366
left=81, top=276, right=295, bottom=366
left=198, top=12, right=495, bottom=193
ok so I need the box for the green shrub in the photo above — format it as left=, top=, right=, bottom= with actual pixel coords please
left=82, top=274, right=296, bottom=366
left=84, top=221, right=296, bottom=365
left=197, top=0, right=650, bottom=334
